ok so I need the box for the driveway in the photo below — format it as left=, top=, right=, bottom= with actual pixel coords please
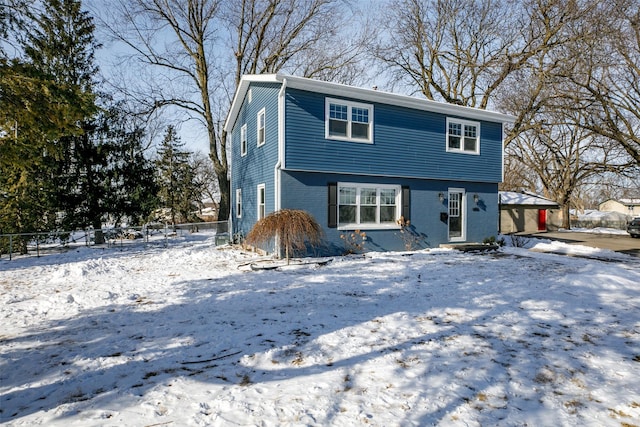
left=523, top=230, right=640, bottom=258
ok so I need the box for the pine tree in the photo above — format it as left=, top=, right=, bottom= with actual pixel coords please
left=98, top=106, right=159, bottom=226
left=2, top=0, right=159, bottom=250
left=1, top=52, right=90, bottom=245
left=21, top=0, right=105, bottom=238
left=156, top=126, right=201, bottom=226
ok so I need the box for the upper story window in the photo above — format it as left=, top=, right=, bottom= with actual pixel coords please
left=257, top=108, right=265, bottom=147
left=337, top=183, right=400, bottom=229
left=240, top=124, right=247, bottom=156
left=326, top=98, right=373, bottom=143
left=446, top=118, right=480, bottom=154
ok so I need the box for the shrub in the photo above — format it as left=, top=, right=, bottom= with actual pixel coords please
left=340, top=229, right=367, bottom=255
left=396, top=216, right=422, bottom=251
left=246, top=209, right=323, bottom=262
left=482, top=235, right=505, bottom=246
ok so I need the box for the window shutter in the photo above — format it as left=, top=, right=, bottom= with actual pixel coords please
left=328, top=182, right=338, bottom=228
left=402, top=186, right=410, bottom=221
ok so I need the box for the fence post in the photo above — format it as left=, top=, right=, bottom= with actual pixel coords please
left=36, top=235, right=40, bottom=257
left=9, top=235, right=12, bottom=261
left=164, top=223, right=168, bottom=247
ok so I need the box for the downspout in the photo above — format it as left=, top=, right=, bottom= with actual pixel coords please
left=274, top=78, right=287, bottom=257
left=228, top=125, right=234, bottom=242
left=498, top=192, right=502, bottom=234
left=275, top=77, right=287, bottom=212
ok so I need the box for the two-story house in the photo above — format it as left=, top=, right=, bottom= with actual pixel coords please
left=224, top=74, right=514, bottom=254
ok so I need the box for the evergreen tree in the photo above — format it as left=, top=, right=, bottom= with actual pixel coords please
left=1, top=56, right=90, bottom=248
left=156, top=127, right=201, bottom=226
left=21, top=0, right=104, bottom=237
left=98, top=106, right=159, bottom=226
left=2, top=0, right=159, bottom=251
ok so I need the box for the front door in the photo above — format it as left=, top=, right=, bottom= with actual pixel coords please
left=448, top=189, right=466, bottom=242
left=538, top=209, right=547, bottom=231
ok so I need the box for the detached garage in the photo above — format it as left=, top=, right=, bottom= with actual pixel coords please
left=499, top=191, right=560, bottom=234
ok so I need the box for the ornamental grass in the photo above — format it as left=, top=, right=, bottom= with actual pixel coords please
left=245, top=209, right=324, bottom=262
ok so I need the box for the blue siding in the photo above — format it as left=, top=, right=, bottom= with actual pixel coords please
left=284, top=89, right=503, bottom=182
left=230, top=82, right=280, bottom=236
left=280, top=171, right=499, bottom=254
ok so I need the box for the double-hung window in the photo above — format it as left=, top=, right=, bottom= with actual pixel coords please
left=240, top=124, right=247, bottom=156
left=337, top=183, right=400, bottom=229
left=236, top=189, right=242, bottom=218
left=446, top=118, right=480, bottom=154
left=257, top=184, right=265, bottom=220
left=257, top=108, right=265, bottom=147
left=326, top=98, right=373, bottom=143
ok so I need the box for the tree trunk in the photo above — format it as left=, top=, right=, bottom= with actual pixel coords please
left=217, top=173, right=230, bottom=222
left=562, top=204, right=571, bottom=230
left=93, top=219, right=104, bottom=244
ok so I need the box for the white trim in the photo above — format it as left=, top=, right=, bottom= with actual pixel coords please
left=229, top=121, right=234, bottom=230
left=501, top=123, right=506, bottom=183
left=446, top=117, right=480, bottom=155
left=224, top=74, right=514, bottom=134
left=325, top=98, right=374, bottom=143
left=257, top=183, right=266, bottom=220
left=257, top=108, right=266, bottom=147
left=448, top=188, right=466, bottom=242
left=240, top=124, right=247, bottom=157
left=235, top=188, right=242, bottom=218
left=336, top=182, right=401, bottom=230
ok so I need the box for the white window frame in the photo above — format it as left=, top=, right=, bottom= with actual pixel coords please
left=257, top=183, right=265, bottom=220
left=257, top=108, right=266, bottom=147
left=236, top=189, right=242, bottom=218
left=325, top=98, right=373, bottom=143
left=446, top=118, right=480, bottom=155
left=240, top=124, right=247, bottom=157
left=337, top=182, right=401, bottom=230
left=248, top=87, right=252, bottom=103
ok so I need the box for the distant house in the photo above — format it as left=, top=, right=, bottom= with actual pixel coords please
left=599, top=199, right=640, bottom=218
left=224, top=74, right=514, bottom=254
left=196, top=200, right=218, bottom=222
left=499, top=191, right=560, bottom=233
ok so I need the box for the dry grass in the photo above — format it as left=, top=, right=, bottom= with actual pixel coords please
left=246, top=209, right=323, bottom=261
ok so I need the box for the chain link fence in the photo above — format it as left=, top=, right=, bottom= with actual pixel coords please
left=0, top=221, right=229, bottom=261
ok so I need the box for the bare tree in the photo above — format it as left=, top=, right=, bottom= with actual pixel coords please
left=374, top=0, right=599, bottom=148
left=505, top=108, right=635, bottom=227
left=501, top=0, right=639, bottom=224
left=94, top=0, right=367, bottom=221
left=226, top=0, right=368, bottom=85
left=376, top=0, right=568, bottom=105
left=190, top=150, right=219, bottom=212
left=569, top=0, right=640, bottom=164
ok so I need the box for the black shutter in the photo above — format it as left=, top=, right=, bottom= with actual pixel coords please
left=401, top=186, right=410, bottom=221
left=328, top=182, right=338, bottom=228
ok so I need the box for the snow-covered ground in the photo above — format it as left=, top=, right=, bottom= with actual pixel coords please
left=1, top=234, right=639, bottom=426
left=569, top=227, right=630, bottom=235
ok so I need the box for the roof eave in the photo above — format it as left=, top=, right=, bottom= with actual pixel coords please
left=282, top=75, right=516, bottom=124
left=224, top=74, right=516, bottom=133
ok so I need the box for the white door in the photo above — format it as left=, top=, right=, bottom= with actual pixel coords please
left=448, top=188, right=466, bottom=242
